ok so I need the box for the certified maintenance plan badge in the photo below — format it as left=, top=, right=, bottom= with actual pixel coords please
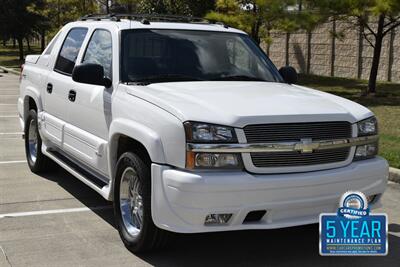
left=319, top=191, right=388, bottom=256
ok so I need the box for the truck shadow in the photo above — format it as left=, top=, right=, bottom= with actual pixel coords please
left=139, top=226, right=400, bottom=267
left=40, top=168, right=400, bottom=266
left=38, top=167, right=115, bottom=227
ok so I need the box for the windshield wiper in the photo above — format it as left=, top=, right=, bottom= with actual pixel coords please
left=211, top=75, right=267, bottom=82
left=127, top=74, right=204, bottom=85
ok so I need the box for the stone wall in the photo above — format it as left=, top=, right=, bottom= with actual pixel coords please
left=267, top=21, right=400, bottom=83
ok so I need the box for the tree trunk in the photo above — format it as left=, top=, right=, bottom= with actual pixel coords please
left=40, top=29, right=46, bottom=52
left=12, top=38, right=16, bottom=48
left=82, top=0, right=86, bottom=14
left=250, top=4, right=261, bottom=44
left=357, top=24, right=364, bottom=79
left=307, top=30, right=312, bottom=74
left=17, top=37, right=24, bottom=61
left=368, top=14, right=385, bottom=94
left=251, top=19, right=261, bottom=44
left=26, top=38, right=31, bottom=51
left=57, top=0, right=61, bottom=27
left=387, top=28, right=395, bottom=82
left=266, top=29, right=271, bottom=56
left=330, top=19, right=336, bottom=77
left=285, top=32, right=290, bottom=66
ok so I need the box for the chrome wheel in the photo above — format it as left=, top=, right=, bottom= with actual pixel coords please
left=28, top=118, right=38, bottom=164
left=119, top=167, right=143, bottom=237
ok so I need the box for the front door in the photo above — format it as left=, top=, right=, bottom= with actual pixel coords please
left=64, top=29, right=113, bottom=176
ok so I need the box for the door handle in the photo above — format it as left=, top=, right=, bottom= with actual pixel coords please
left=47, top=83, right=53, bottom=94
left=68, top=90, right=76, bottom=102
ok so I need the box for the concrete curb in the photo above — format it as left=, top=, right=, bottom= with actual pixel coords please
left=0, top=66, right=20, bottom=75
left=389, top=167, right=400, bottom=183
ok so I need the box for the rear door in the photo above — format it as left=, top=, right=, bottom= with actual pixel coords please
left=42, top=27, right=88, bottom=147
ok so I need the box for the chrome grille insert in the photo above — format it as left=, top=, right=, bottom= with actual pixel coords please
left=244, top=121, right=352, bottom=143
left=251, top=148, right=350, bottom=167
left=244, top=121, right=352, bottom=168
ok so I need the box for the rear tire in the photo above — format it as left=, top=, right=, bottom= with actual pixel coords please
left=24, top=109, right=51, bottom=173
left=114, top=152, right=169, bottom=253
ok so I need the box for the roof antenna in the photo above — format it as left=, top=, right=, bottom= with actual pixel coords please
left=217, top=22, right=229, bottom=29
left=141, top=18, right=150, bottom=25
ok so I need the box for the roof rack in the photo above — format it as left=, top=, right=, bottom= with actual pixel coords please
left=79, top=13, right=228, bottom=28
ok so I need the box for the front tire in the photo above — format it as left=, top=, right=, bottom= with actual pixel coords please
left=114, top=152, right=169, bottom=253
left=24, top=109, right=51, bottom=173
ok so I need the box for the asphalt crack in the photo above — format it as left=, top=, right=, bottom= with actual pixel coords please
left=0, top=245, right=12, bottom=267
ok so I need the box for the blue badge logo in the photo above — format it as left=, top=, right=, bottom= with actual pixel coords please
left=319, top=191, right=388, bottom=256
left=338, top=192, right=369, bottom=219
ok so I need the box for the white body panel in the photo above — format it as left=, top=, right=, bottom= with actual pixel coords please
left=18, top=19, right=389, bottom=233
left=125, top=81, right=373, bottom=126
left=151, top=157, right=388, bottom=233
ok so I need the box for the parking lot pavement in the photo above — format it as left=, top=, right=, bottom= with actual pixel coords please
left=0, top=71, right=399, bottom=267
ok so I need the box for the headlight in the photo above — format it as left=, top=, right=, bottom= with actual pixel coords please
left=354, top=117, right=378, bottom=160
left=184, top=122, right=242, bottom=169
left=184, top=122, right=237, bottom=143
left=357, top=117, right=377, bottom=136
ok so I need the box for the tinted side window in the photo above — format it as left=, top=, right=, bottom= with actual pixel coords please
left=54, top=28, right=88, bottom=75
left=82, top=30, right=112, bottom=78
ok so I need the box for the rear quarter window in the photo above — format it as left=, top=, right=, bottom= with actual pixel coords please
left=43, top=31, right=61, bottom=55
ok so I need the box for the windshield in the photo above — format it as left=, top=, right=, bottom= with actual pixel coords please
left=121, top=29, right=282, bottom=84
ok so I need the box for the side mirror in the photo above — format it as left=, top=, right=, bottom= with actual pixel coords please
left=279, top=66, right=298, bottom=84
left=72, top=63, right=112, bottom=88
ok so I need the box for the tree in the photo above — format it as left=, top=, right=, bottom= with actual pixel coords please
left=206, top=0, right=297, bottom=44
left=43, top=0, right=98, bottom=28
left=135, top=0, right=216, bottom=16
left=34, top=0, right=98, bottom=50
left=97, top=0, right=110, bottom=13
left=0, top=0, right=46, bottom=60
left=308, top=0, right=400, bottom=94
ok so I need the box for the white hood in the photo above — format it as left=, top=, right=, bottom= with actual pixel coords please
left=124, top=81, right=373, bottom=127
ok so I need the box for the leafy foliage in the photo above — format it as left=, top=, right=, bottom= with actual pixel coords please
left=206, top=0, right=321, bottom=44
left=0, top=0, right=47, bottom=59
left=134, top=0, right=215, bottom=16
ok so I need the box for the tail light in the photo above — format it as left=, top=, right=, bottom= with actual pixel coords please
left=19, top=64, right=24, bottom=81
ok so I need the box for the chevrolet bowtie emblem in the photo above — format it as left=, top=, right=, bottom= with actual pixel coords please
left=295, top=138, right=319, bottom=153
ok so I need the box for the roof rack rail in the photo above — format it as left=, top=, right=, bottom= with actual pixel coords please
left=78, top=13, right=228, bottom=27
left=80, top=14, right=118, bottom=21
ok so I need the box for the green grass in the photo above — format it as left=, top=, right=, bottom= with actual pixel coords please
left=0, top=44, right=42, bottom=70
left=299, top=74, right=400, bottom=168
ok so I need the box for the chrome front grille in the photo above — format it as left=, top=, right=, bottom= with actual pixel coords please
left=251, top=148, right=350, bottom=167
left=244, top=121, right=352, bottom=143
left=244, top=122, right=352, bottom=168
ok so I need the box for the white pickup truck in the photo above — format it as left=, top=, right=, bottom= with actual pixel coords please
left=18, top=14, right=388, bottom=252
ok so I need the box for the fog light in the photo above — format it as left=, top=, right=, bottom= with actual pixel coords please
left=354, top=143, right=378, bottom=160
left=194, top=153, right=241, bottom=168
left=195, top=153, right=217, bottom=167
left=204, top=213, right=232, bottom=225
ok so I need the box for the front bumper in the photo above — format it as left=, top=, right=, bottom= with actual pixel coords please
left=151, top=157, right=388, bottom=233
